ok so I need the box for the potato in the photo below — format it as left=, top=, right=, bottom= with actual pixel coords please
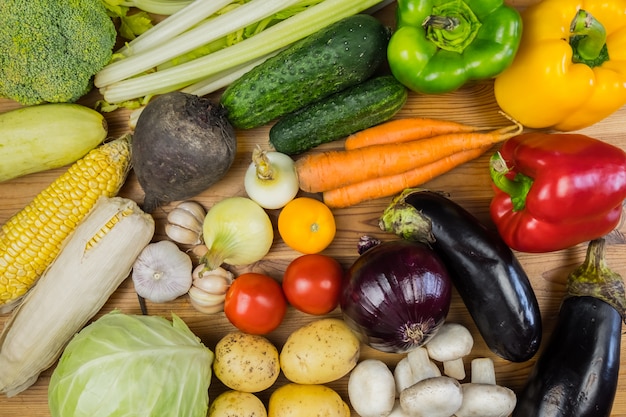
left=268, top=383, right=350, bottom=417
left=213, top=331, right=280, bottom=392
left=280, top=318, right=360, bottom=384
left=209, top=390, right=267, bottom=417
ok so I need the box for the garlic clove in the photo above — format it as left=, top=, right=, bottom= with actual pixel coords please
left=167, top=204, right=204, bottom=231
left=192, top=276, right=231, bottom=295
left=190, top=299, right=225, bottom=314
left=191, top=244, right=209, bottom=259
left=192, top=264, right=234, bottom=282
left=188, top=286, right=227, bottom=305
left=165, top=223, right=203, bottom=246
left=165, top=201, right=206, bottom=246
left=174, top=201, right=207, bottom=224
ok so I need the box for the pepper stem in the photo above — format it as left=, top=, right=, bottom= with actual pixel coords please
left=569, top=9, right=609, bottom=67
left=567, top=238, right=626, bottom=323
left=422, top=0, right=482, bottom=53
left=489, top=152, right=533, bottom=212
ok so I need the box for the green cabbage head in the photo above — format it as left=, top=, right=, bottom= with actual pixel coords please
left=48, top=311, right=214, bottom=417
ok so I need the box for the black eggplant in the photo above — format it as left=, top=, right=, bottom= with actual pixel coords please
left=513, top=238, right=625, bottom=417
left=379, top=188, right=542, bottom=362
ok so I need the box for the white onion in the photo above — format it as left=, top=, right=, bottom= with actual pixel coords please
left=244, top=146, right=299, bottom=209
left=202, top=196, right=273, bottom=269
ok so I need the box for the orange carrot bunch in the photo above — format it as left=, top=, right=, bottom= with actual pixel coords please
left=295, top=116, right=523, bottom=208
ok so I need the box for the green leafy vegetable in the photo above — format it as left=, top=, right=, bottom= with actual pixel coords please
left=0, top=0, right=117, bottom=105
left=95, top=0, right=386, bottom=106
left=48, top=311, right=214, bottom=417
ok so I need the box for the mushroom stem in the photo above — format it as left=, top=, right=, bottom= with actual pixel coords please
left=425, top=322, right=474, bottom=380
left=455, top=357, right=517, bottom=417
left=470, top=357, right=497, bottom=385
left=407, top=347, right=442, bottom=381
left=443, top=358, right=466, bottom=380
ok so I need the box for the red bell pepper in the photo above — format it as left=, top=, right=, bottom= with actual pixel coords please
left=489, top=132, right=626, bottom=253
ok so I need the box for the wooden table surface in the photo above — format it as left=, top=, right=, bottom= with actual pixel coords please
left=1, top=1, right=625, bottom=416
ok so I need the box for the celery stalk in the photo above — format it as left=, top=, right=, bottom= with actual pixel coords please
left=96, top=0, right=301, bottom=87
left=115, top=0, right=235, bottom=58
left=181, top=51, right=281, bottom=97
left=100, top=0, right=384, bottom=104
left=120, top=0, right=194, bottom=15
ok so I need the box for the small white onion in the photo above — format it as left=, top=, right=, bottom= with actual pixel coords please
left=132, top=240, right=193, bottom=303
left=244, top=146, right=299, bottom=209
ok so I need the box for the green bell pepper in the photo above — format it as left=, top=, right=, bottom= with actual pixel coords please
left=388, top=0, right=523, bottom=94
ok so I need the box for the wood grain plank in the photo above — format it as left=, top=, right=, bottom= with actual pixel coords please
left=1, top=2, right=626, bottom=416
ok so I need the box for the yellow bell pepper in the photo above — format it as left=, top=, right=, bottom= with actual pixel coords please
left=493, top=0, right=626, bottom=131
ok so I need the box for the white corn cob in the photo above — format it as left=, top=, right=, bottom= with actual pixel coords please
left=0, top=196, right=155, bottom=397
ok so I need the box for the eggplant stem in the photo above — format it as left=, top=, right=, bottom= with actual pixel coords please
left=379, top=188, right=436, bottom=244
left=567, top=238, right=626, bottom=323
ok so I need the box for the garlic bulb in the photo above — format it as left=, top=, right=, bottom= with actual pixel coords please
left=132, top=240, right=193, bottom=303
left=165, top=201, right=206, bottom=246
left=188, top=265, right=234, bottom=314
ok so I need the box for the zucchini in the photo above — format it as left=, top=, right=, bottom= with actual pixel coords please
left=513, top=239, right=624, bottom=417
left=0, top=103, right=107, bottom=182
left=220, top=14, right=390, bottom=129
left=379, top=188, right=543, bottom=363
left=269, top=75, right=407, bottom=155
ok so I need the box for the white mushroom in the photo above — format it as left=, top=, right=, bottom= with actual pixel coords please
left=348, top=359, right=396, bottom=417
left=387, top=400, right=411, bottom=417
left=454, top=357, right=517, bottom=417
left=425, top=322, right=474, bottom=380
left=407, top=346, right=442, bottom=381
left=394, top=347, right=442, bottom=393
left=470, top=357, right=497, bottom=385
left=400, top=376, right=463, bottom=417
left=393, top=357, right=414, bottom=395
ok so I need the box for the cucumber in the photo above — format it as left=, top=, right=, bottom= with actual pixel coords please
left=220, top=14, right=390, bottom=129
left=0, top=103, right=107, bottom=182
left=269, top=75, right=408, bottom=155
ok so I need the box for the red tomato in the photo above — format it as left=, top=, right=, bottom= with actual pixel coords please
left=282, top=254, right=344, bottom=315
left=224, top=273, right=287, bottom=335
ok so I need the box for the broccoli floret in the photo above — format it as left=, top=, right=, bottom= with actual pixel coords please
left=0, top=0, right=117, bottom=105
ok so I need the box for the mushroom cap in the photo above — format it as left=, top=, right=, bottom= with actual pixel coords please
left=425, top=322, right=474, bottom=362
left=348, top=359, right=396, bottom=417
left=400, top=376, right=463, bottom=417
left=455, top=383, right=517, bottom=417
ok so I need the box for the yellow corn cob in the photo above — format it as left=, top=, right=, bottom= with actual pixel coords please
left=0, top=135, right=132, bottom=313
left=0, top=196, right=155, bottom=397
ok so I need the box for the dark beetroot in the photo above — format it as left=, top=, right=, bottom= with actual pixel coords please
left=340, top=239, right=452, bottom=353
left=132, top=92, right=237, bottom=212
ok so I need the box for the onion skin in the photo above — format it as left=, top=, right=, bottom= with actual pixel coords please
left=340, top=240, right=452, bottom=354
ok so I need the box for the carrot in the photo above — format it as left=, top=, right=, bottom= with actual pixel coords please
left=344, top=117, right=497, bottom=150
left=296, top=120, right=522, bottom=193
left=322, top=146, right=490, bottom=208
